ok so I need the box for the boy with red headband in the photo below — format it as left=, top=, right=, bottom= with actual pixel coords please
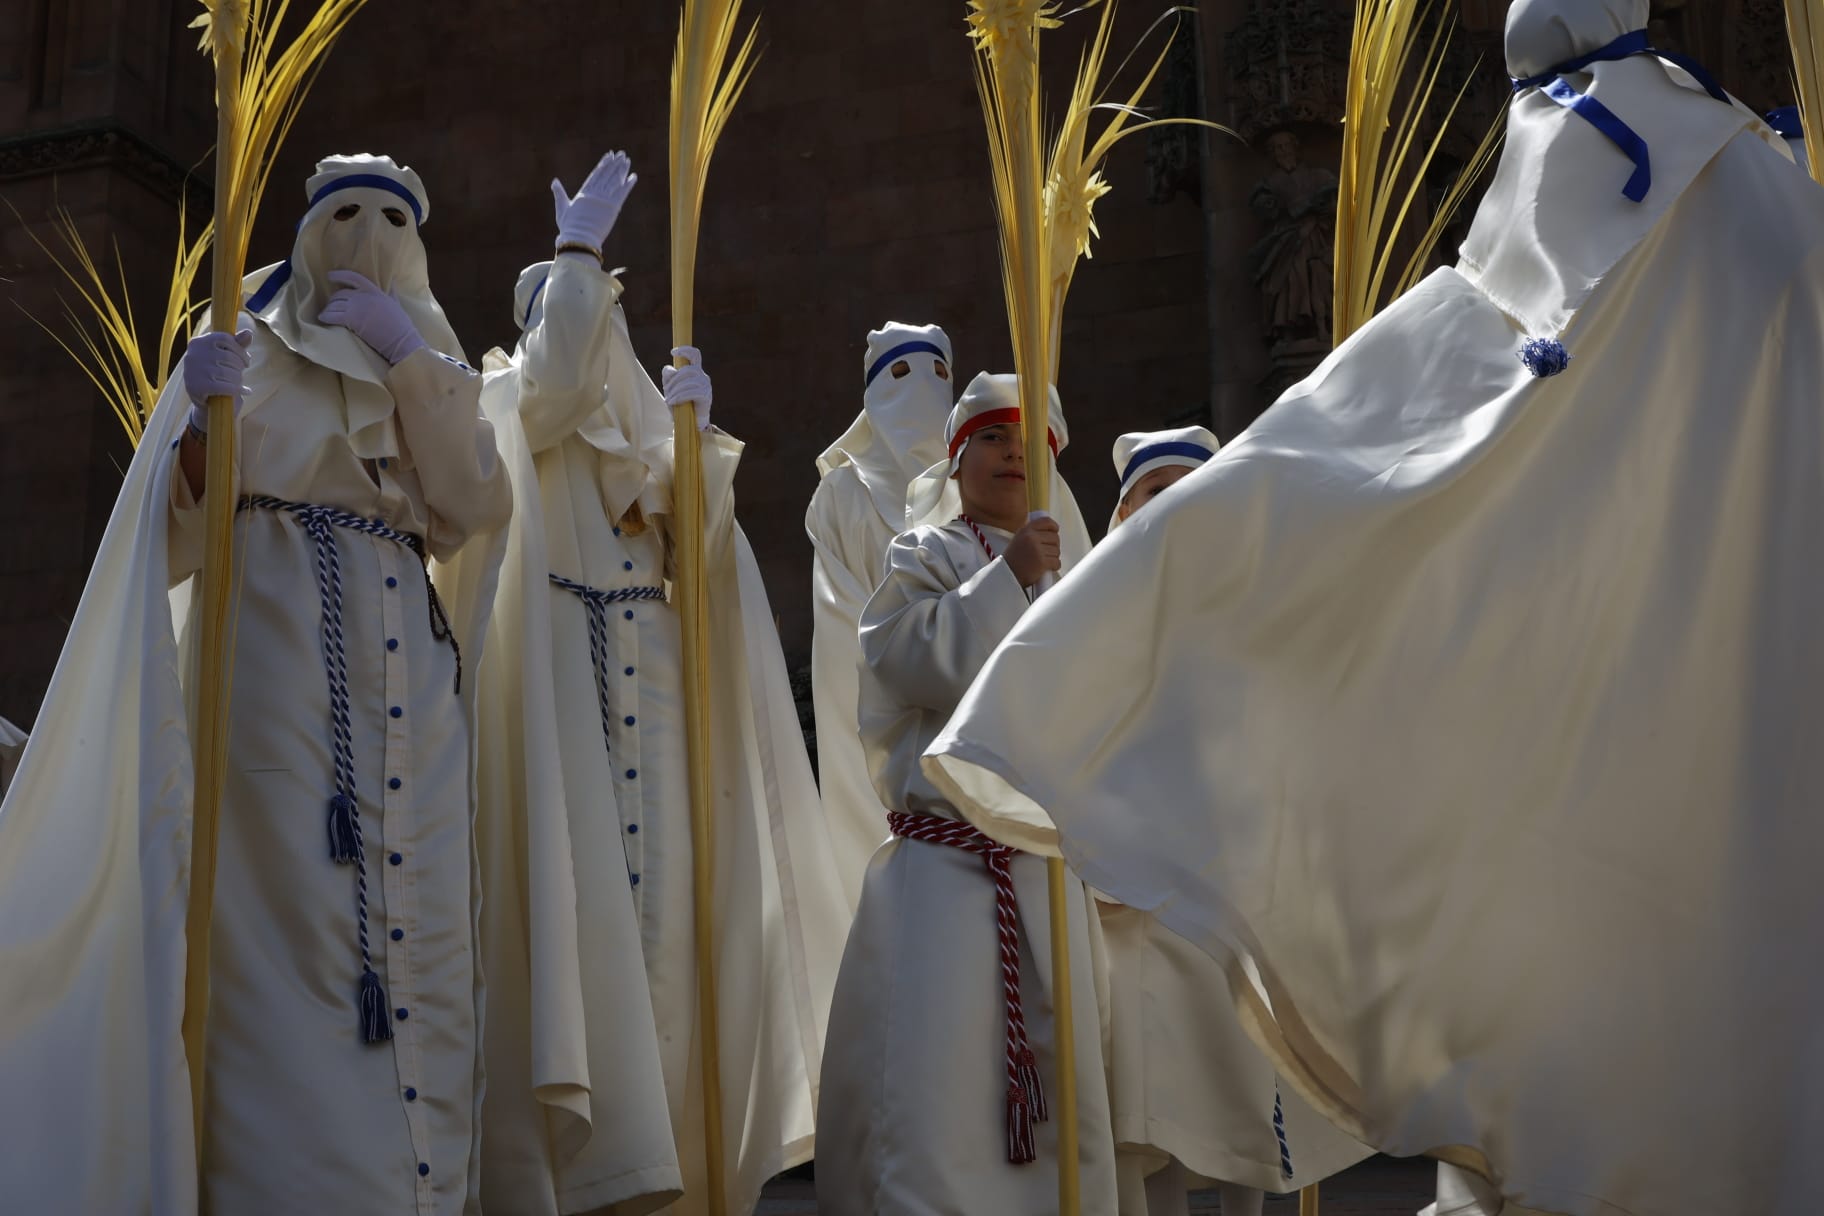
left=816, top=372, right=1110, bottom=1214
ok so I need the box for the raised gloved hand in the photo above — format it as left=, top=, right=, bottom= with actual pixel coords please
left=553, top=151, right=637, bottom=257
left=661, top=345, right=712, bottom=432
left=183, top=328, right=254, bottom=435
left=318, top=269, right=426, bottom=365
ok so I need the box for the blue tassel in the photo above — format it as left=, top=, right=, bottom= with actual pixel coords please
left=1518, top=337, right=1570, bottom=378
left=359, top=968, right=394, bottom=1044
left=1273, top=1084, right=1294, bottom=1179
left=328, top=793, right=359, bottom=863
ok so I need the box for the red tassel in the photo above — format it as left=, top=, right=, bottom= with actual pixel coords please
left=1016, top=1048, right=1047, bottom=1124
left=1006, top=1083, right=1037, bottom=1164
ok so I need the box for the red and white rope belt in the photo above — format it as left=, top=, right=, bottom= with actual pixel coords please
left=887, top=810, right=1049, bottom=1163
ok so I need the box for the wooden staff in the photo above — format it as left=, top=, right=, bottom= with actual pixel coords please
left=181, top=0, right=249, bottom=1159
left=969, top=2, right=1079, bottom=1208
left=670, top=2, right=760, bottom=1210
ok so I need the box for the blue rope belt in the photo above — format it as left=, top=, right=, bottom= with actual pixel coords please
left=1273, top=1083, right=1294, bottom=1180
left=238, top=493, right=459, bottom=1044
left=548, top=573, right=667, bottom=755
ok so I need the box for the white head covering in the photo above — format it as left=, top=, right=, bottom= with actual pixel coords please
left=1458, top=0, right=1776, bottom=344
left=816, top=322, right=955, bottom=526
left=239, top=153, right=464, bottom=458
left=1107, top=425, right=1219, bottom=531
left=905, top=371, right=1070, bottom=530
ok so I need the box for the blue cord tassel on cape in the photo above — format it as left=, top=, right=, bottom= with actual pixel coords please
left=328, top=793, right=360, bottom=864
left=1519, top=337, right=1571, bottom=378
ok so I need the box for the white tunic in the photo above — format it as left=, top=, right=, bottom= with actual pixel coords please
left=442, top=254, right=843, bottom=1216
left=175, top=328, right=509, bottom=1216
left=817, top=519, right=1118, bottom=1216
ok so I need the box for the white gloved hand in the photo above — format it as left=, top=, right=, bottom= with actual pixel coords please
left=661, top=345, right=712, bottom=431
left=553, top=151, right=637, bottom=255
left=318, top=269, right=426, bottom=365
left=183, top=328, right=254, bottom=434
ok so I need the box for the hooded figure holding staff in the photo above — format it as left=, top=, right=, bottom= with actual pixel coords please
left=0, top=153, right=512, bottom=1213
left=438, top=151, right=846, bottom=1216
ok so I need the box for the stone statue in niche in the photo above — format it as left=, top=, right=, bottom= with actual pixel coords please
left=1247, top=128, right=1337, bottom=346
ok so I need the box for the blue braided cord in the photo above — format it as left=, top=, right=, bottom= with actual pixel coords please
left=549, top=573, right=666, bottom=757
left=240, top=493, right=444, bottom=1043
left=1273, top=1084, right=1294, bottom=1179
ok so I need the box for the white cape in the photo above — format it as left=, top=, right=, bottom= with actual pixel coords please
left=0, top=387, right=197, bottom=1212
left=927, top=123, right=1824, bottom=1216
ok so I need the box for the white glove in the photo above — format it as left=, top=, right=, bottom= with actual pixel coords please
left=183, top=328, right=253, bottom=434
left=553, top=151, right=637, bottom=255
left=318, top=269, right=426, bottom=365
left=661, top=345, right=712, bottom=431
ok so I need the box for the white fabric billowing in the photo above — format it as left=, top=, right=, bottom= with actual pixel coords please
left=1102, top=434, right=1369, bottom=1210
left=807, top=323, right=954, bottom=911
left=0, top=228, right=510, bottom=1216
left=439, top=252, right=843, bottom=1216
left=925, top=104, right=1824, bottom=1216
left=816, top=518, right=1118, bottom=1216
left=1102, top=898, right=1370, bottom=1210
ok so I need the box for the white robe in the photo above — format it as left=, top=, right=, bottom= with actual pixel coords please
left=817, top=519, right=1118, bottom=1216
left=438, top=254, right=844, bottom=1216
left=1103, top=900, right=1371, bottom=1212
left=924, top=114, right=1824, bottom=1216
left=0, top=315, right=510, bottom=1214
left=806, top=462, right=904, bottom=912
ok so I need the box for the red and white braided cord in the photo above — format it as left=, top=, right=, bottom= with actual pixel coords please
left=887, top=810, right=1048, bottom=1163
left=958, top=514, right=998, bottom=563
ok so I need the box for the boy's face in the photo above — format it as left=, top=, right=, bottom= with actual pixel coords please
left=1114, top=464, right=1193, bottom=524
left=955, top=423, right=1030, bottom=525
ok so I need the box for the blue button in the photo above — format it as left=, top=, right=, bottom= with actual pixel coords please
left=623, top=610, right=634, bottom=620
left=613, top=526, right=621, bottom=536
left=390, top=852, right=403, bottom=866
left=387, top=638, right=398, bottom=651
left=404, top=1087, right=418, bottom=1101
left=625, top=769, right=637, bottom=780
left=623, top=561, right=633, bottom=571
left=418, top=1163, right=430, bottom=1177
left=390, top=706, right=403, bottom=719
left=627, top=823, right=638, bottom=835
left=625, top=666, right=635, bottom=676
left=624, top=716, right=636, bottom=727
left=395, top=1007, right=409, bottom=1021
left=386, top=576, right=398, bottom=588
left=389, top=777, right=402, bottom=790
left=630, top=873, right=640, bottom=886
left=391, top=928, right=404, bottom=941
left=378, top=457, right=389, bottom=469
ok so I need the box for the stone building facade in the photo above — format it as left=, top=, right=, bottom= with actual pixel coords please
left=0, top=0, right=1793, bottom=725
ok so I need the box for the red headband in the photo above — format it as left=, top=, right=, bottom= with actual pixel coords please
left=948, top=408, right=1061, bottom=460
